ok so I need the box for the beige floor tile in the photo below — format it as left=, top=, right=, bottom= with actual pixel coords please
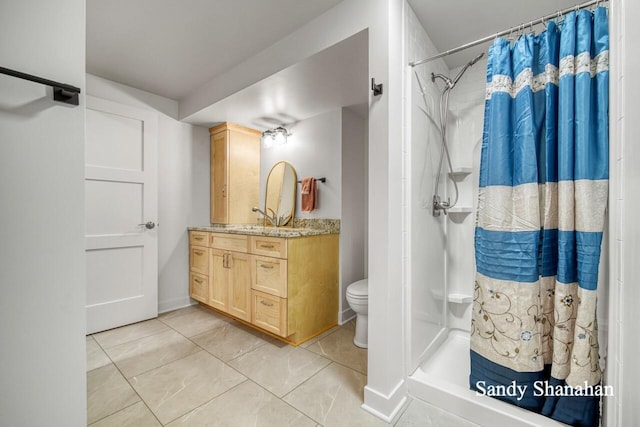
left=284, top=363, right=386, bottom=427
left=93, top=319, right=169, bottom=349
left=159, top=306, right=230, bottom=337
left=305, top=323, right=367, bottom=374
left=105, top=329, right=199, bottom=378
left=228, top=341, right=331, bottom=397
left=192, top=321, right=271, bottom=362
left=167, top=380, right=316, bottom=427
left=158, top=304, right=201, bottom=320
left=87, top=363, right=140, bottom=425
left=394, top=398, right=480, bottom=427
left=130, top=350, right=246, bottom=424
left=299, top=324, right=341, bottom=349
left=89, top=401, right=161, bottom=427
left=87, top=336, right=112, bottom=372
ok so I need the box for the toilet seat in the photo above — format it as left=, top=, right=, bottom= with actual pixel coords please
left=346, top=279, right=368, bottom=297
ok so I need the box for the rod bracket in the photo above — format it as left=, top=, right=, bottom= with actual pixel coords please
left=371, top=78, right=383, bottom=96
left=53, top=87, right=79, bottom=105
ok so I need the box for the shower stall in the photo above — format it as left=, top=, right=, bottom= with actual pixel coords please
left=404, top=2, right=610, bottom=426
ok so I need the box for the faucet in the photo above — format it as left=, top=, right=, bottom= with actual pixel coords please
left=252, top=207, right=278, bottom=227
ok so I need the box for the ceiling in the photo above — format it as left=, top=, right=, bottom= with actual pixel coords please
left=87, top=0, right=590, bottom=126
left=407, top=0, right=588, bottom=69
left=86, top=0, right=344, bottom=100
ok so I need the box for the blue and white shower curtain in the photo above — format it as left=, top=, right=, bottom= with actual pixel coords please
left=470, top=8, right=608, bottom=427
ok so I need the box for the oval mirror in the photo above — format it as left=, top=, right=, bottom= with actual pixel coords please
left=264, top=161, right=297, bottom=227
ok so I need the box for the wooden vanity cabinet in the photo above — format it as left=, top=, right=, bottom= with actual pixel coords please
left=208, top=233, right=251, bottom=321
left=209, top=123, right=260, bottom=224
left=188, top=230, right=338, bottom=345
left=188, top=231, right=210, bottom=303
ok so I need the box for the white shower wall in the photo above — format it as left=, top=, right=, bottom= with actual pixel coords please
left=445, top=59, right=486, bottom=332
left=406, top=5, right=449, bottom=374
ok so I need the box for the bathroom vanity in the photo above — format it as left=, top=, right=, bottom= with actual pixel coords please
left=188, top=226, right=339, bottom=345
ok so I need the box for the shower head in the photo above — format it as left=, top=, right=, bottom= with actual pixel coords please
left=451, top=52, right=485, bottom=87
left=468, top=52, right=485, bottom=67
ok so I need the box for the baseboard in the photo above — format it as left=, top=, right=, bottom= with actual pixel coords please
left=362, top=379, right=409, bottom=423
left=158, top=296, right=197, bottom=314
left=340, top=307, right=356, bottom=324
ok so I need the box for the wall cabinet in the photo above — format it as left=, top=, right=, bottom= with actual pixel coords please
left=209, top=123, right=260, bottom=224
left=188, top=230, right=338, bottom=345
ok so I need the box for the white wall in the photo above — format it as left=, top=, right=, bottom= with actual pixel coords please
left=87, top=75, right=210, bottom=314
left=341, top=107, right=368, bottom=322
left=445, top=59, right=486, bottom=332
left=0, top=0, right=87, bottom=424
left=405, top=4, right=450, bottom=373
left=610, top=0, right=640, bottom=425
left=260, top=109, right=342, bottom=219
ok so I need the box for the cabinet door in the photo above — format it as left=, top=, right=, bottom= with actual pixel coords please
left=227, top=252, right=251, bottom=321
left=252, top=290, right=287, bottom=337
left=211, top=131, right=228, bottom=224
left=189, top=231, right=209, bottom=247
left=189, top=272, right=208, bottom=303
left=209, top=249, right=228, bottom=312
left=189, top=246, right=209, bottom=275
left=251, top=255, right=287, bottom=297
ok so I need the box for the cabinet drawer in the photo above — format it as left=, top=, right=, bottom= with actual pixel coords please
left=190, top=246, right=209, bottom=275
left=251, top=255, right=287, bottom=297
left=250, top=236, right=287, bottom=258
left=252, top=290, right=287, bottom=337
left=189, top=231, right=209, bottom=247
left=211, top=233, right=248, bottom=253
left=189, top=272, right=208, bottom=303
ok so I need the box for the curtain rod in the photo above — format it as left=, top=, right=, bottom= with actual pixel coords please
left=0, top=66, right=81, bottom=105
left=409, top=0, right=607, bottom=68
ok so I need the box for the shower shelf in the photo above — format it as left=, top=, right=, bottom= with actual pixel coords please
left=448, top=167, right=473, bottom=178
left=447, top=293, right=473, bottom=304
left=431, top=290, right=474, bottom=304
left=447, top=206, right=472, bottom=214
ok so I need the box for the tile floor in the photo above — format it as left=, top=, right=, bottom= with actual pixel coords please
left=87, top=305, right=385, bottom=426
left=87, top=304, right=470, bottom=426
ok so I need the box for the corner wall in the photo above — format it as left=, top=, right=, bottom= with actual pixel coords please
left=0, top=0, right=87, bottom=424
left=609, top=0, right=640, bottom=425
left=405, top=3, right=449, bottom=373
left=341, top=107, right=368, bottom=322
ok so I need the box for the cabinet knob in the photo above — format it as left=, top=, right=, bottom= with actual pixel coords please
left=260, top=300, right=274, bottom=307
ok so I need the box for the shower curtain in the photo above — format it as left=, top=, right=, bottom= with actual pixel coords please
left=470, top=7, right=608, bottom=427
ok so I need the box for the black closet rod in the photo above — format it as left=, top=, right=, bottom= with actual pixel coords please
left=0, top=66, right=81, bottom=105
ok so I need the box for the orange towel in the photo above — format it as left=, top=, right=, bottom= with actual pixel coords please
left=301, top=177, right=317, bottom=212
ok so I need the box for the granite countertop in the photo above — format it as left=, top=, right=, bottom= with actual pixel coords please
left=188, top=219, right=340, bottom=238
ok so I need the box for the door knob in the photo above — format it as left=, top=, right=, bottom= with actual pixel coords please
left=139, top=221, right=156, bottom=229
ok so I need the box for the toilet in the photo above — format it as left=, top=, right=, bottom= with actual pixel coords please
left=346, top=278, right=368, bottom=348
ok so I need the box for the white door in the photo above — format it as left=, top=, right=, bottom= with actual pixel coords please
left=85, top=96, right=158, bottom=334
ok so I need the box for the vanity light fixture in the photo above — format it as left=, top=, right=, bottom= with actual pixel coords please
left=261, top=126, right=291, bottom=147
